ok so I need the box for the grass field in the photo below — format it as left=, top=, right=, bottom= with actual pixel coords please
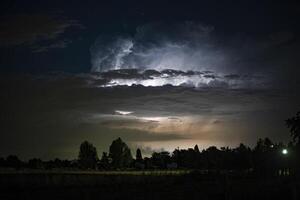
left=0, top=169, right=191, bottom=175
left=0, top=169, right=298, bottom=200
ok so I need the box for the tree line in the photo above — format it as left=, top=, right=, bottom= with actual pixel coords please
left=1, top=111, right=300, bottom=176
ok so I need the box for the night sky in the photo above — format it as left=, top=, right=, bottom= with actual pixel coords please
left=1, top=0, right=299, bottom=160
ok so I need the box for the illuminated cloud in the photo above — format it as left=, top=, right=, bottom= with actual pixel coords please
left=90, top=22, right=228, bottom=73
left=87, top=68, right=268, bottom=89
left=89, top=22, right=282, bottom=89
left=115, top=110, right=133, bottom=115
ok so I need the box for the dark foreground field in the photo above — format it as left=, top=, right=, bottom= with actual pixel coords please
left=0, top=171, right=299, bottom=200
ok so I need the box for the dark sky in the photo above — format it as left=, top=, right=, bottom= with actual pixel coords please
left=0, top=0, right=299, bottom=159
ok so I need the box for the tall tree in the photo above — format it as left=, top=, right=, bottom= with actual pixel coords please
left=194, top=145, right=200, bottom=153
left=136, top=148, right=143, bottom=161
left=109, top=138, right=133, bottom=168
left=286, top=111, right=300, bottom=145
left=78, top=141, right=98, bottom=169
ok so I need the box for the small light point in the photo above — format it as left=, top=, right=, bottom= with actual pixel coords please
left=282, top=149, right=288, bottom=155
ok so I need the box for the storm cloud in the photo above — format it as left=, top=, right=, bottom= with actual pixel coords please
left=90, top=21, right=299, bottom=88
left=90, top=22, right=227, bottom=73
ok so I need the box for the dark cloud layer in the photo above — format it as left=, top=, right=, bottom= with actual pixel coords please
left=1, top=74, right=298, bottom=159
left=0, top=14, right=83, bottom=52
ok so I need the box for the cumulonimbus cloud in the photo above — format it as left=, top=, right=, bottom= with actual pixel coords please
left=90, top=21, right=297, bottom=88
left=90, top=22, right=227, bottom=73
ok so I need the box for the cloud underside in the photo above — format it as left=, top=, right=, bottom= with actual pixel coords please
left=88, top=68, right=268, bottom=89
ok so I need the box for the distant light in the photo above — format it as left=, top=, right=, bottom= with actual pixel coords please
left=115, top=110, right=133, bottom=115
left=282, top=149, right=288, bottom=155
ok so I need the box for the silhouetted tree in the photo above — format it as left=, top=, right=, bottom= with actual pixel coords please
left=109, top=138, right=133, bottom=168
left=99, top=152, right=110, bottom=170
left=134, top=148, right=145, bottom=169
left=151, top=151, right=171, bottom=168
left=1, top=134, right=294, bottom=174
left=194, top=145, right=200, bottom=154
left=78, top=141, right=98, bottom=169
left=193, top=145, right=201, bottom=168
left=28, top=158, right=44, bottom=169
left=202, top=146, right=222, bottom=170
left=286, top=111, right=300, bottom=145
left=144, top=157, right=152, bottom=169
left=6, top=155, right=22, bottom=169
left=171, top=146, right=201, bottom=169
left=234, top=143, right=252, bottom=170
left=253, top=138, right=277, bottom=175
left=254, top=137, right=273, bottom=153
left=54, top=158, right=63, bottom=168
left=172, top=148, right=181, bottom=167
left=220, top=147, right=234, bottom=170
left=136, top=148, right=143, bottom=161
left=0, top=157, right=5, bottom=167
left=182, top=148, right=197, bottom=168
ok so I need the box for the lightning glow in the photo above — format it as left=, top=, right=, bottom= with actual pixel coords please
left=115, top=110, right=134, bottom=115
